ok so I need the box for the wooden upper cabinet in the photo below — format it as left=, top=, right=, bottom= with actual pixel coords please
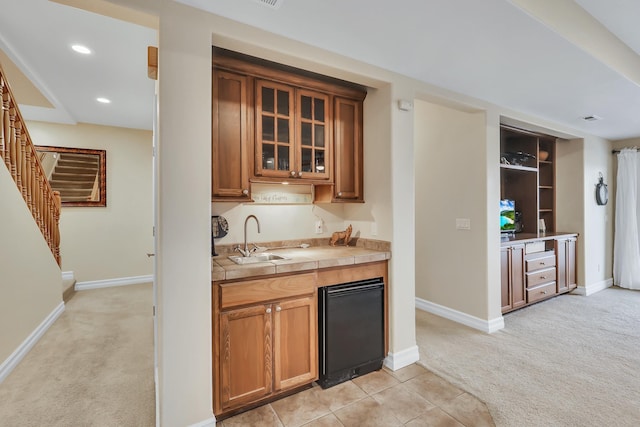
left=254, top=81, right=330, bottom=181
left=296, top=89, right=330, bottom=181
left=212, top=69, right=251, bottom=201
left=212, top=48, right=366, bottom=201
left=334, top=97, right=363, bottom=202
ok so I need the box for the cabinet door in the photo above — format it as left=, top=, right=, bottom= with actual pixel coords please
left=212, top=70, right=251, bottom=200
left=220, top=304, right=273, bottom=410
left=296, top=90, right=330, bottom=180
left=273, top=295, right=318, bottom=391
left=566, top=238, right=577, bottom=290
left=511, top=245, right=526, bottom=309
left=334, top=97, right=363, bottom=201
left=501, top=246, right=512, bottom=312
left=255, top=80, right=295, bottom=179
left=555, top=237, right=577, bottom=292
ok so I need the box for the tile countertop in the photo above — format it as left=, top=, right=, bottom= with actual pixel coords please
left=212, top=244, right=391, bottom=281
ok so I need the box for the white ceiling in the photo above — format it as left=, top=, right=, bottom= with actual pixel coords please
left=0, top=0, right=156, bottom=130
left=2, top=0, right=640, bottom=140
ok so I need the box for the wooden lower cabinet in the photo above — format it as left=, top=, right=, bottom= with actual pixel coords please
left=501, top=234, right=577, bottom=314
left=220, top=305, right=272, bottom=409
left=501, top=244, right=526, bottom=313
left=214, top=273, right=317, bottom=417
left=273, top=296, right=317, bottom=391
left=555, top=237, right=577, bottom=293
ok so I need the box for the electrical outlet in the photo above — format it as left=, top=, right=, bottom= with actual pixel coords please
left=315, top=220, right=323, bottom=234
left=456, top=218, right=471, bottom=230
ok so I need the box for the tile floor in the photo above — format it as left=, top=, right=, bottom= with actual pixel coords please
left=221, top=364, right=494, bottom=427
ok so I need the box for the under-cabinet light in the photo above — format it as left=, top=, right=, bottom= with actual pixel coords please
left=96, top=97, right=111, bottom=104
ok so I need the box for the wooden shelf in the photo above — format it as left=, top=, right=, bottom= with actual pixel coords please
left=500, top=164, right=537, bottom=172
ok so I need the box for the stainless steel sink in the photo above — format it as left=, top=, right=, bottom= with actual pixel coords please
left=228, top=253, right=290, bottom=265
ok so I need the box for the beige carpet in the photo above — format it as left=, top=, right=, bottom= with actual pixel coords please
left=416, top=287, right=640, bottom=427
left=0, top=283, right=155, bottom=426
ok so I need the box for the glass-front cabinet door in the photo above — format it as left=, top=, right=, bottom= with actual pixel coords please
left=297, top=90, right=330, bottom=180
left=255, top=80, right=330, bottom=181
left=256, top=80, right=295, bottom=178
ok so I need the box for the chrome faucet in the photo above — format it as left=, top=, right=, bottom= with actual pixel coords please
left=235, top=215, right=261, bottom=257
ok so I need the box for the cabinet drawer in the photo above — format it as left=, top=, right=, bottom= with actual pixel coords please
left=526, top=267, right=556, bottom=288
left=525, top=241, right=545, bottom=254
left=527, top=282, right=556, bottom=304
left=525, top=254, right=556, bottom=272
left=220, top=273, right=316, bottom=309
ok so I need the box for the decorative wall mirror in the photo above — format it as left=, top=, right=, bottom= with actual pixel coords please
left=34, top=146, right=106, bottom=207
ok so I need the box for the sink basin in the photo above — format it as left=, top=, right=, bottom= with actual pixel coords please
left=228, top=253, right=290, bottom=265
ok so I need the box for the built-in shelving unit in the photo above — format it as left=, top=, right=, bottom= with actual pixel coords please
left=500, top=125, right=556, bottom=234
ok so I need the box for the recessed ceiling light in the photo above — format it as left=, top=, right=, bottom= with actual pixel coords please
left=71, top=44, right=92, bottom=55
left=96, top=97, right=111, bottom=104
left=582, top=115, right=602, bottom=122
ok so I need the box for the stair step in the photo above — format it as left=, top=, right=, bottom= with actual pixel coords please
left=51, top=173, right=97, bottom=181
left=50, top=181, right=94, bottom=189
left=58, top=159, right=98, bottom=167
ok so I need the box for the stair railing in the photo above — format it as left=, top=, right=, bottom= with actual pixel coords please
left=0, top=64, right=61, bottom=266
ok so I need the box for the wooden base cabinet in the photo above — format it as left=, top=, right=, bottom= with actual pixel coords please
left=555, top=236, right=577, bottom=293
left=213, top=273, right=317, bottom=417
left=501, top=244, right=526, bottom=313
left=501, top=234, right=577, bottom=314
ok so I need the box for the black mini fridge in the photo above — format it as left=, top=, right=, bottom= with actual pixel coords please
left=317, top=277, right=385, bottom=389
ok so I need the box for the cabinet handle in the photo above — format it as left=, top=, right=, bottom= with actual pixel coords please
left=540, top=276, right=547, bottom=280
left=275, top=306, right=281, bottom=312
left=266, top=307, right=272, bottom=314
left=540, top=262, right=545, bottom=265
left=542, top=290, right=548, bottom=294
left=242, top=189, right=249, bottom=195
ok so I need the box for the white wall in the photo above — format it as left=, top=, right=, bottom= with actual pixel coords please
left=27, top=122, right=154, bottom=283
left=414, top=100, right=490, bottom=319
left=0, top=161, right=61, bottom=366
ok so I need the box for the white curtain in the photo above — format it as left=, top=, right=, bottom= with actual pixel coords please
left=613, top=148, right=640, bottom=289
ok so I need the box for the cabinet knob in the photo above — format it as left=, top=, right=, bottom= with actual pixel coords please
left=337, top=192, right=343, bottom=197
left=541, top=276, right=547, bottom=280
left=242, top=189, right=249, bottom=195
left=266, top=307, right=272, bottom=314
left=542, top=290, right=548, bottom=294
left=290, top=171, right=297, bottom=177
left=297, top=171, right=303, bottom=178
left=275, top=306, right=281, bottom=312
left=540, top=262, right=545, bottom=265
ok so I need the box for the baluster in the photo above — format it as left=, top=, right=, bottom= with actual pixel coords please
left=25, top=142, right=33, bottom=213
left=0, top=77, right=5, bottom=162
left=53, top=191, right=61, bottom=265
left=8, top=106, right=17, bottom=181
left=17, top=122, right=27, bottom=199
left=2, top=92, right=10, bottom=170
left=36, top=168, right=44, bottom=232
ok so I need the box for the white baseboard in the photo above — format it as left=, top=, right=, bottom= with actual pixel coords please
left=61, top=271, right=75, bottom=281
left=572, top=278, right=613, bottom=296
left=187, top=417, right=216, bottom=427
left=384, top=345, right=420, bottom=371
left=0, top=302, right=65, bottom=384
left=75, top=274, right=153, bottom=291
left=416, top=297, right=504, bottom=333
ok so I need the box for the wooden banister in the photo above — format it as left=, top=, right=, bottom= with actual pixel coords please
left=0, top=64, right=61, bottom=266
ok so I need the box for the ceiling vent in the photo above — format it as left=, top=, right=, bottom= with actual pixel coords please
left=582, top=115, right=602, bottom=122
left=253, top=0, right=284, bottom=9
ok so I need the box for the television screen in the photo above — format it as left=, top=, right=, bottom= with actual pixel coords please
left=500, top=199, right=515, bottom=231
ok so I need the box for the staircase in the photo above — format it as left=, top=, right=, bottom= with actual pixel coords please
left=0, top=63, right=61, bottom=265
left=49, top=153, right=99, bottom=202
